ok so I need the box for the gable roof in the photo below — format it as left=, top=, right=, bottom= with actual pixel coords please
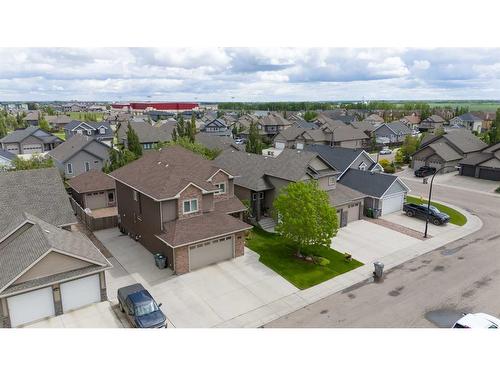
left=365, top=114, right=384, bottom=122
left=377, top=121, right=412, bottom=135
left=117, top=121, right=174, bottom=144
left=427, top=142, right=463, bottom=161
left=258, top=113, right=292, bottom=126
left=65, top=120, right=111, bottom=132
left=340, top=168, right=409, bottom=198
left=66, top=170, right=115, bottom=194
left=109, top=146, right=223, bottom=200
left=423, top=115, right=445, bottom=123
left=0, top=149, right=16, bottom=161
left=195, top=133, right=243, bottom=151
left=48, top=134, right=110, bottom=162
left=351, top=121, right=375, bottom=132
left=0, top=126, right=61, bottom=144
left=0, top=213, right=110, bottom=294
left=305, top=144, right=368, bottom=173
left=420, top=129, right=487, bottom=154
left=457, top=113, right=482, bottom=122
left=0, top=167, right=77, bottom=240
left=293, top=119, right=318, bottom=129
left=329, top=183, right=367, bottom=207
left=321, top=124, right=369, bottom=141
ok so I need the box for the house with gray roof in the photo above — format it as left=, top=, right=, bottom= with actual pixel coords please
left=0, top=126, right=63, bottom=155
left=45, top=114, right=72, bottom=131
left=458, top=142, right=500, bottom=181
left=449, top=113, right=483, bottom=133
left=419, top=115, right=446, bottom=132
left=0, top=168, right=111, bottom=327
left=48, top=134, right=111, bottom=178
left=214, top=148, right=366, bottom=226
left=200, top=118, right=231, bottom=137
left=373, top=121, right=412, bottom=145
left=0, top=149, right=15, bottom=168
left=195, top=133, right=244, bottom=152
left=64, top=120, right=114, bottom=146
left=412, top=129, right=488, bottom=174
left=239, top=113, right=292, bottom=142
left=116, top=121, right=174, bottom=150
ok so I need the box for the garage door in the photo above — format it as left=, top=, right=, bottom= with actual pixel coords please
left=22, top=144, right=43, bottom=153
left=189, top=236, right=234, bottom=271
left=275, top=141, right=285, bottom=150
left=60, top=274, right=101, bottom=312
left=7, top=287, right=55, bottom=327
left=478, top=167, right=500, bottom=181
left=461, top=165, right=476, bottom=177
left=6, top=144, right=19, bottom=154
left=381, top=194, right=405, bottom=216
left=428, top=161, right=444, bottom=172
left=412, top=159, right=425, bottom=171
left=85, top=192, right=107, bottom=210
left=347, top=203, right=360, bottom=223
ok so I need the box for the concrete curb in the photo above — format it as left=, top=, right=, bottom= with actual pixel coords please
left=216, top=202, right=483, bottom=328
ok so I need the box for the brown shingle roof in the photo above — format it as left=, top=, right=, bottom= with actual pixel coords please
left=213, top=196, right=247, bottom=214
left=66, top=170, right=115, bottom=194
left=157, top=211, right=251, bottom=248
left=109, top=146, right=223, bottom=201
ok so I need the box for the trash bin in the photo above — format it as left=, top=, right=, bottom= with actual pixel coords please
left=373, top=261, right=384, bottom=279
left=154, top=253, right=167, bottom=269
left=373, top=208, right=382, bottom=219
left=366, top=207, right=373, bottom=218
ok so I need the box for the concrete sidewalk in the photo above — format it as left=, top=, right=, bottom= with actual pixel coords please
left=217, top=201, right=482, bottom=327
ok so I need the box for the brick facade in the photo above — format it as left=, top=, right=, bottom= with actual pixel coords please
left=174, top=246, right=189, bottom=274
left=211, top=171, right=230, bottom=202
left=177, top=185, right=203, bottom=219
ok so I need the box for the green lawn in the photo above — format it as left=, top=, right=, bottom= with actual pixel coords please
left=67, top=112, right=105, bottom=121
left=406, top=195, right=467, bottom=226
left=53, top=131, right=66, bottom=140
left=246, top=228, right=363, bottom=290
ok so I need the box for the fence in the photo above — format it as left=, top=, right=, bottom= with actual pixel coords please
left=69, top=197, right=119, bottom=231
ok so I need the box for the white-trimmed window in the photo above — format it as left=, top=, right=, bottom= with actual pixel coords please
left=215, top=182, right=226, bottom=195
left=99, top=127, right=106, bottom=134
left=76, top=129, right=83, bottom=135
left=84, top=161, right=90, bottom=172
left=67, top=163, right=73, bottom=175
left=328, top=176, right=336, bottom=186
left=87, top=130, right=92, bottom=136
left=183, top=198, right=198, bottom=214
left=359, top=162, right=367, bottom=171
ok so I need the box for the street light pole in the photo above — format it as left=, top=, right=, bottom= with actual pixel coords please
left=423, top=165, right=459, bottom=238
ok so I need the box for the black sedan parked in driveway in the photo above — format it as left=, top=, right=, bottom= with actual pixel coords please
left=414, top=166, right=436, bottom=177
left=403, top=203, right=450, bottom=225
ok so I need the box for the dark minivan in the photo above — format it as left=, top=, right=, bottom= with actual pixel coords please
left=118, top=283, right=167, bottom=328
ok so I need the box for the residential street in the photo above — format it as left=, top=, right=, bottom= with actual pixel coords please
left=266, top=179, right=500, bottom=328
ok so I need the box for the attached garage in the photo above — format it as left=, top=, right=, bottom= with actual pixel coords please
left=347, top=203, right=360, bottom=222
left=478, top=167, right=500, bottom=181
left=460, top=165, right=476, bottom=177
left=412, top=158, right=426, bottom=171
left=22, top=144, right=43, bottom=153
left=381, top=194, right=405, bottom=216
left=188, top=235, right=234, bottom=271
left=5, top=144, right=19, bottom=154
left=85, top=191, right=107, bottom=210
left=60, top=274, right=101, bottom=312
left=275, top=141, right=285, bottom=150
left=7, top=287, right=55, bottom=327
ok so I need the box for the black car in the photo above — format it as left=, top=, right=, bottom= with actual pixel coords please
left=414, top=166, right=436, bottom=177
left=403, top=203, right=450, bottom=225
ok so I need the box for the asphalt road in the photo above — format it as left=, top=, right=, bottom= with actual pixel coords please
left=266, top=179, right=500, bottom=328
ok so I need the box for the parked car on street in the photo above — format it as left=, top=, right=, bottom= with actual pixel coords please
left=118, top=283, right=167, bottom=328
left=414, top=166, right=436, bottom=177
left=234, top=138, right=245, bottom=145
left=379, top=147, right=392, bottom=155
left=403, top=203, right=450, bottom=225
left=452, top=313, right=500, bottom=328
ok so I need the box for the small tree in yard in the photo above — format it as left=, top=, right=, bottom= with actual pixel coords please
left=126, top=123, right=142, bottom=157
left=273, top=181, right=338, bottom=257
left=245, top=121, right=263, bottom=154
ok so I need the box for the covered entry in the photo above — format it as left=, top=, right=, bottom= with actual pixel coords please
left=188, top=235, right=234, bottom=271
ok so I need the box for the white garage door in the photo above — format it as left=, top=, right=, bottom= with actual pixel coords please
left=275, top=141, right=285, bottom=150
left=60, top=274, right=101, bottom=312
left=347, top=203, right=360, bottom=223
left=22, top=144, right=43, bottom=153
left=6, top=144, right=19, bottom=154
left=7, top=287, right=55, bottom=327
left=381, top=194, right=405, bottom=216
left=189, top=236, right=234, bottom=271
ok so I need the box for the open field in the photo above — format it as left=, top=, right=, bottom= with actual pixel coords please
left=427, top=101, right=500, bottom=111
left=66, top=112, right=105, bottom=121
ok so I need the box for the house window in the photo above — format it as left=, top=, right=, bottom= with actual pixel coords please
left=108, top=191, right=115, bottom=202
left=359, top=162, right=367, bottom=171
left=94, top=160, right=99, bottom=164
left=215, top=182, right=226, bottom=195
left=252, top=193, right=258, bottom=201
left=133, top=190, right=138, bottom=201
left=99, top=127, right=106, bottom=134
left=258, top=192, right=264, bottom=199
left=183, top=198, right=199, bottom=214
left=67, top=163, right=73, bottom=174
left=328, top=176, right=336, bottom=186
left=76, top=129, right=83, bottom=135
left=84, top=161, right=90, bottom=172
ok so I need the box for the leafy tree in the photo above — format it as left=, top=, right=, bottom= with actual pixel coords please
left=38, top=116, right=51, bottom=132
left=27, top=103, right=39, bottom=110
left=0, top=115, right=7, bottom=138
left=245, top=121, right=263, bottom=154
left=398, top=135, right=420, bottom=164
left=273, top=180, right=338, bottom=257
left=126, top=123, right=142, bottom=157
left=482, top=108, right=500, bottom=145
left=43, top=106, right=56, bottom=116
left=15, top=112, right=26, bottom=129
left=303, top=110, right=317, bottom=122
left=103, top=148, right=138, bottom=173
left=187, top=114, right=197, bottom=143
left=11, top=154, right=54, bottom=171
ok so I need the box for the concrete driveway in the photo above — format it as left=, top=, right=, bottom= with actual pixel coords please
left=94, top=228, right=299, bottom=328
left=383, top=212, right=459, bottom=237
left=331, top=220, right=421, bottom=264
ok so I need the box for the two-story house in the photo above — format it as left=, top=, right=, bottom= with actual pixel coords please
left=0, top=126, right=63, bottom=155
left=109, top=146, right=251, bottom=274
left=48, top=134, right=111, bottom=178
left=116, top=121, right=174, bottom=150
left=200, top=118, right=231, bottom=137
left=373, top=121, right=413, bottom=145
left=449, top=113, right=483, bottom=133
left=64, top=120, right=114, bottom=146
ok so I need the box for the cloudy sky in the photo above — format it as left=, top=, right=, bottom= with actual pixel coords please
left=1, top=48, right=500, bottom=102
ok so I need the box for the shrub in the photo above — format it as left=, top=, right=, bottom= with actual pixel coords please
left=379, top=159, right=395, bottom=173
left=495, top=186, right=500, bottom=194
left=314, top=256, right=331, bottom=266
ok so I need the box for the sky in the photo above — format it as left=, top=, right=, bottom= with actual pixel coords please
left=1, top=48, right=500, bottom=102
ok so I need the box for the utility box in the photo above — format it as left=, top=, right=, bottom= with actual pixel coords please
left=373, top=261, right=384, bottom=279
